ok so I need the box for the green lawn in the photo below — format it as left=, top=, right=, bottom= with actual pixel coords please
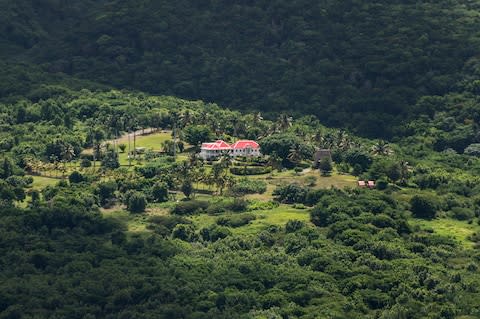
left=30, top=175, right=61, bottom=190
left=411, top=217, right=480, bottom=248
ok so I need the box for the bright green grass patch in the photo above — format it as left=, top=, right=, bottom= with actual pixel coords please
left=234, top=205, right=311, bottom=235
left=411, top=217, right=480, bottom=248
left=30, top=175, right=60, bottom=190
left=189, top=204, right=311, bottom=235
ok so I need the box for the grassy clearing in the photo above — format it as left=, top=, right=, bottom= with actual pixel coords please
left=245, top=170, right=357, bottom=201
left=30, top=175, right=60, bottom=190
left=189, top=204, right=311, bottom=235
left=101, top=203, right=172, bottom=235
left=234, top=205, right=311, bottom=235
left=411, top=217, right=480, bottom=248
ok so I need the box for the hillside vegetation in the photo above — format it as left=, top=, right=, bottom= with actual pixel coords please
left=2, top=1, right=480, bottom=136
left=2, top=1, right=480, bottom=318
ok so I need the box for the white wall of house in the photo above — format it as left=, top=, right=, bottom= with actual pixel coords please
left=199, top=147, right=261, bottom=159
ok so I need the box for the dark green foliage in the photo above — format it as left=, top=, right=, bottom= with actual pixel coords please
left=183, top=125, right=214, bottom=148
left=172, top=224, right=197, bottom=241
left=260, top=134, right=314, bottom=167
left=285, top=220, right=305, bottom=233
left=171, top=200, right=209, bottom=215
left=410, top=195, right=438, bottom=219
left=101, top=149, right=120, bottom=169
left=318, top=157, right=333, bottom=176
left=229, top=179, right=267, bottom=195
left=150, top=182, right=169, bottom=203
left=95, top=180, right=117, bottom=207
left=125, top=191, right=147, bottom=213
left=216, top=213, right=256, bottom=228
left=68, top=171, right=84, bottom=184
left=181, top=180, right=193, bottom=199
left=450, top=207, right=475, bottom=221
left=80, top=158, right=92, bottom=168
left=230, top=166, right=272, bottom=176
left=273, top=184, right=308, bottom=204
left=200, top=225, right=231, bottom=242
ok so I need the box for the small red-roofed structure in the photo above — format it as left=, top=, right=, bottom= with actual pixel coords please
left=367, top=180, right=375, bottom=188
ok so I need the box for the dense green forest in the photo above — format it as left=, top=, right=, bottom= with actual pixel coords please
left=2, top=1, right=480, bottom=318
left=3, top=0, right=480, bottom=136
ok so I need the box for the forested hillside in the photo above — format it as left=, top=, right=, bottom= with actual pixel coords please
left=3, top=0, right=480, bottom=136
left=3, top=1, right=480, bottom=318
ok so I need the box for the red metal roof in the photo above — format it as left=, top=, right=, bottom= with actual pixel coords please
left=201, top=140, right=260, bottom=151
left=231, top=140, right=260, bottom=150
left=201, top=140, right=232, bottom=150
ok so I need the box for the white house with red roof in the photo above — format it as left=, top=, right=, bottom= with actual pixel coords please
left=199, top=140, right=261, bottom=160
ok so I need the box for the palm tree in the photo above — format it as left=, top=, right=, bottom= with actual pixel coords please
left=219, top=151, right=233, bottom=170
left=287, top=144, right=304, bottom=165
left=267, top=152, right=281, bottom=172
left=399, top=160, right=412, bottom=185
left=371, top=140, right=393, bottom=156
left=170, top=110, right=181, bottom=160
left=276, top=113, right=293, bottom=132
left=61, top=143, right=75, bottom=177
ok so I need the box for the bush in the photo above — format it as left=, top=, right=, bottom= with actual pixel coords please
left=171, top=200, right=209, bottom=215
left=216, top=213, right=256, bottom=227
left=230, top=179, right=267, bottom=195
left=80, top=158, right=92, bottom=168
left=69, top=171, right=84, bottom=184
left=150, top=182, right=169, bottom=202
left=247, top=200, right=279, bottom=211
left=450, top=207, right=475, bottom=221
left=273, top=184, right=307, bottom=204
left=171, top=224, right=197, bottom=241
left=376, top=179, right=388, bottom=190
left=410, top=195, right=438, bottom=219
left=285, top=220, right=305, bottom=233
left=126, top=191, right=147, bottom=213
left=206, top=198, right=248, bottom=215
left=200, top=225, right=231, bottom=241
left=318, top=157, right=333, bottom=176
left=230, top=166, right=272, bottom=175
left=148, top=215, right=190, bottom=236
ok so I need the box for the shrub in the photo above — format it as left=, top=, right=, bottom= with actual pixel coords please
left=410, top=195, right=438, bottom=219
left=181, top=180, right=193, bottom=198
left=80, top=158, right=92, bottom=168
left=450, top=207, right=475, bottom=221
left=69, top=171, right=84, bottom=184
left=150, top=182, right=169, bottom=202
left=376, top=179, right=388, bottom=190
left=206, top=198, right=248, bottom=215
left=171, top=224, right=197, bottom=241
left=96, top=181, right=117, bottom=207
left=171, top=200, right=209, bottom=215
left=247, top=200, right=279, bottom=211
left=273, top=184, right=307, bottom=204
left=216, top=213, right=256, bottom=227
left=230, top=179, right=267, bottom=195
left=126, top=191, right=147, bottom=213
left=101, top=149, right=120, bottom=169
left=318, top=157, right=333, bottom=176
left=230, top=166, right=272, bottom=175
left=149, top=215, right=190, bottom=236
left=305, top=176, right=317, bottom=187
left=285, top=220, right=305, bottom=233
left=200, top=225, right=231, bottom=241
